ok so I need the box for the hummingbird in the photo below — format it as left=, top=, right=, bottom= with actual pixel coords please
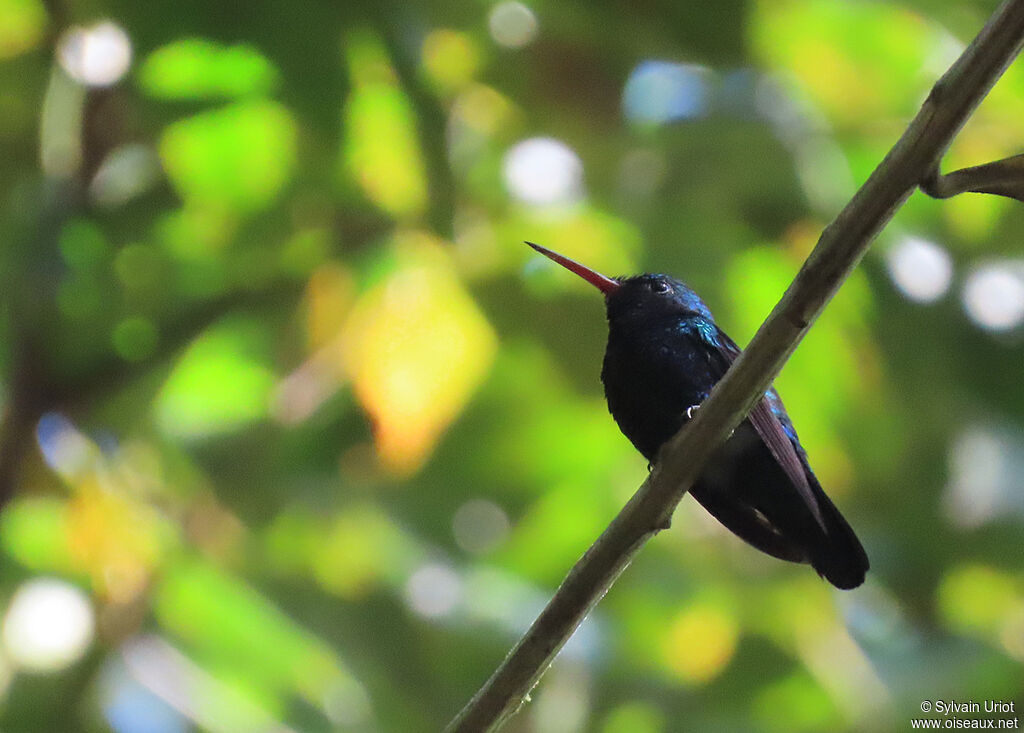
left=527, top=242, right=869, bottom=589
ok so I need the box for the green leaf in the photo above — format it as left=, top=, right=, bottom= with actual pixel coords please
left=156, top=318, right=276, bottom=438
left=139, top=39, right=279, bottom=100
left=160, top=101, right=297, bottom=212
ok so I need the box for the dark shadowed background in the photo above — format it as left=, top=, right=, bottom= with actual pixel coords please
left=0, top=0, right=1022, bottom=730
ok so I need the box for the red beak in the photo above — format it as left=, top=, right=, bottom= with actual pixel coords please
left=525, top=242, right=620, bottom=295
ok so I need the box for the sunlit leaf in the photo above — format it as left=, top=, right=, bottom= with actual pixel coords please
left=498, top=481, right=612, bottom=584
left=340, top=232, right=496, bottom=473
left=421, top=29, right=481, bottom=94
left=755, top=576, right=836, bottom=648
left=156, top=204, right=236, bottom=260
left=942, top=193, right=1007, bottom=243
left=0, top=496, right=75, bottom=573
left=160, top=101, right=297, bottom=212
left=753, top=673, right=841, bottom=733
left=342, top=31, right=428, bottom=219
left=601, top=702, right=665, bottom=733
left=308, top=504, right=419, bottom=598
left=938, top=564, right=1022, bottom=637
left=156, top=318, right=277, bottom=438
left=0, top=0, right=46, bottom=59
left=155, top=558, right=353, bottom=707
left=139, top=39, right=279, bottom=99
left=751, top=0, right=941, bottom=127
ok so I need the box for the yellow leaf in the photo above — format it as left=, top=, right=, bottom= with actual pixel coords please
left=341, top=233, right=496, bottom=473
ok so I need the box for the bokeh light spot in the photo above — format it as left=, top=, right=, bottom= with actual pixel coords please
left=3, top=578, right=95, bottom=672
left=405, top=563, right=461, bottom=618
left=885, top=235, right=952, bottom=303
left=89, top=144, right=161, bottom=208
left=59, top=218, right=109, bottom=269
left=452, top=499, right=510, bottom=555
left=623, top=61, right=709, bottom=124
left=58, top=21, right=132, bottom=87
left=531, top=663, right=591, bottom=733
left=114, top=243, right=164, bottom=292
left=322, top=675, right=373, bottom=727
left=962, top=261, right=1024, bottom=331
left=422, top=29, right=480, bottom=92
left=488, top=2, right=538, bottom=49
left=101, top=664, right=187, bottom=733
left=663, top=602, right=738, bottom=683
left=943, top=424, right=1019, bottom=529
left=618, top=148, right=667, bottom=199
left=36, top=412, right=95, bottom=479
left=503, top=137, right=584, bottom=207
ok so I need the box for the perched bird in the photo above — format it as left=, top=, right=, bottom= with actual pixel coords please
left=527, top=242, right=869, bottom=589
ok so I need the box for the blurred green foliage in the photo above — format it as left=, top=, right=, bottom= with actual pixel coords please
left=0, top=0, right=1022, bottom=731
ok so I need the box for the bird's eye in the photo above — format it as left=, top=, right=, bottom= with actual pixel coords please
left=651, top=280, right=670, bottom=294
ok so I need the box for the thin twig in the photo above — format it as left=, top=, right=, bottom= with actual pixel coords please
left=447, top=1, right=1024, bottom=730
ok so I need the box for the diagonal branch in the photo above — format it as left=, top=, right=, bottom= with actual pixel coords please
left=446, top=1, right=1024, bottom=730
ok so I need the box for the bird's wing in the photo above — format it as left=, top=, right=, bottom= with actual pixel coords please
left=708, top=326, right=827, bottom=532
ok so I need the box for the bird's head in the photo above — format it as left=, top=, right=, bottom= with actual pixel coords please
left=525, top=242, right=713, bottom=325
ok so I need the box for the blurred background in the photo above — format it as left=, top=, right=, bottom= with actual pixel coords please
left=0, top=0, right=1022, bottom=730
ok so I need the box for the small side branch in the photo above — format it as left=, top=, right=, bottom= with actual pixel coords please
left=922, top=154, right=1024, bottom=201
left=447, top=1, right=1024, bottom=730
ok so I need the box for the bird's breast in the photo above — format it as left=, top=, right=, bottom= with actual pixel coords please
left=601, top=323, right=718, bottom=460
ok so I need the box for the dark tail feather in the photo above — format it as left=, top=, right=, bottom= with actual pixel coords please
left=807, top=488, right=869, bottom=590
left=690, top=483, right=808, bottom=563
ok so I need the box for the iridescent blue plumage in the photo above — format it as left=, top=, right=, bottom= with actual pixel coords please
left=601, top=274, right=868, bottom=589
left=526, top=242, right=869, bottom=590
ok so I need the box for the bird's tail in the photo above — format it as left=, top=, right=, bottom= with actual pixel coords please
left=806, top=485, right=870, bottom=590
